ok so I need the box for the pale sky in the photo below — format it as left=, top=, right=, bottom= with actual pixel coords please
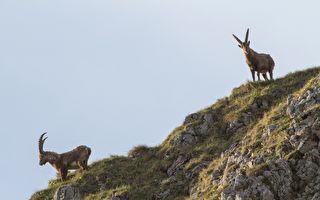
left=1, top=1, right=320, bottom=199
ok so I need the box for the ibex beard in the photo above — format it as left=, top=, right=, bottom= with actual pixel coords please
left=38, top=132, right=91, bottom=181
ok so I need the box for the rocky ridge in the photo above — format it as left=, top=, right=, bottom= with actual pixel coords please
left=31, top=68, right=320, bottom=200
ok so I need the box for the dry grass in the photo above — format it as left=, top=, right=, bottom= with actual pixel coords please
left=31, top=67, right=320, bottom=200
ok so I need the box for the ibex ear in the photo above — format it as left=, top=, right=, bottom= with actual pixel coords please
left=247, top=41, right=250, bottom=46
left=238, top=44, right=242, bottom=48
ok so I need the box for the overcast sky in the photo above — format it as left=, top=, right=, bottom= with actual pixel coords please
left=1, top=1, right=320, bottom=199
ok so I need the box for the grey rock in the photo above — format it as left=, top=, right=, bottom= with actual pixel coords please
left=296, top=160, right=318, bottom=183
left=261, top=100, right=269, bottom=109
left=167, top=155, right=188, bottom=176
left=297, top=137, right=318, bottom=154
left=226, top=120, right=244, bottom=135
left=183, top=113, right=200, bottom=125
left=174, top=113, right=215, bottom=146
left=153, top=189, right=170, bottom=200
left=267, top=124, right=278, bottom=134
left=173, top=133, right=198, bottom=146
left=186, top=161, right=209, bottom=179
left=263, top=159, right=293, bottom=200
left=211, top=164, right=225, bottom=182
left=233, top=174, right=247, bottom=190
left=287, top=86, right=320, bottom=118
left=54, top=185, right=82, bottom=200
left=196, top=113, right=214, bottom=135
left=221, top=187, right=236, bottom=200
left=222, top=175, right=275, bottom=200
left=311, top=118, right=320, bottom=139
left=254, top=156, right=264, bottom=165
left=226, top=113, right=253, bottom=135
left=261, top=189, right=275, bottom=200
left=311, top=193, right=320, bottom=200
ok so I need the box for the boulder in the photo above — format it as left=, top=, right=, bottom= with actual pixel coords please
left=54, top=185, right=82, bottom=200
left=167, top=155, right=188, bottom=176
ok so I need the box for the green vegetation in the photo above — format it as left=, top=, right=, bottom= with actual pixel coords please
left=31, top=67, right=320, bottom=200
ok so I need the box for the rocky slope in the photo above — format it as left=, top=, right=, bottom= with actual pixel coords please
left=31, top=67, right=320, bottom=200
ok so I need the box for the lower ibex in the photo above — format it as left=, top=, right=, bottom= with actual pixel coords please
left=233, top=28, right=275, bottom=81
left=38, top=132, right=91, bottom=181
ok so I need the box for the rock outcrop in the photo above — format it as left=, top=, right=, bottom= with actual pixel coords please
left=54, top=185, right=82, bottom=200
left=31, top=68, right=320, bottom=200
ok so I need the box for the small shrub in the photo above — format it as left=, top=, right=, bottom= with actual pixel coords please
left=128, top=145, right=151, bottom=158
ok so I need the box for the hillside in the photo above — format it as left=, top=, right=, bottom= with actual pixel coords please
left=31, top=67, right=320, bottom=200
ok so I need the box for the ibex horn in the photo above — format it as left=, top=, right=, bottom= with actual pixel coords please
left=232, top=34, right=242, bottom=45
left=245, top=28, right=249, bottom=43
left=38, top=132, right=47, bottom=154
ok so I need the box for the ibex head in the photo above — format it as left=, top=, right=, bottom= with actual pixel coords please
left=38, top=132, right=49, bottom=166
left=233, top=28, right=251, bottom=55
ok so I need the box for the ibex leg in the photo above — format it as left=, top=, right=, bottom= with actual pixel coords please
left=269, top=70, right=274, bottom=80
left=262, top=73, right=269, bottom=80
left=60, top=168, right=68, bottom=181
left=251, top=70, right=255, bottom=82
left=78, top=160, right=88, bottom=171
left=257, top=73, right=261, bottom=81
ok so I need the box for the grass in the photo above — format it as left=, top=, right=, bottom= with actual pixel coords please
left=245, top=163, right=269, bottom=177
left=31, top=67, right=320, bottom=200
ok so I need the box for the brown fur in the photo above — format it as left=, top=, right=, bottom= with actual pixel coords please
left=233, top=28, right=275, bottom=81
left=38, top=132, right=91, bottom=181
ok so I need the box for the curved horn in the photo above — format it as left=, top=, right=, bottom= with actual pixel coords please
left=245, top=28, right=249, bottom=43
left=38, top=132, right=47, bottom=154
left=232, top=34, right=242, bottom=45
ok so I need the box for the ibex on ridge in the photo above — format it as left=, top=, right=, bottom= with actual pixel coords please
left=38, top=132, right=91, bottom=181
left=233, top=28, right=275, bottom=81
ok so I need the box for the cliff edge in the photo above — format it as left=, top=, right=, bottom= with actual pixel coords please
left=31, top=67, right=320, bottom=200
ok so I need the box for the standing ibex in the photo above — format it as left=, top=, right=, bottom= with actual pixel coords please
left=38, top=132, right=91, bottom=181
left=232, top=28, right=275, bottom=81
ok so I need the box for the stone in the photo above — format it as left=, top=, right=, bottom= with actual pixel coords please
left=286, top=86, right=320, bottom=118
left=233, top=174, right=247, bottom=190
left=152, top=189, right=170, bottom=200
left=183, top=113, right=200, bottom=125
left=311, top=118, right=320, bottom=139
left=167, top=155, right=188, bottom=176
left=226, top=120, right=243, bottom=135
left=186, top=162, right=209, bottom=179
left=263, top=160, right=293, bottom=200
left=54, top=185, right=82, bottom=200
left=221, top=187, right=236, bottom=200
left=261, top=189, right=275, bottom=200
left=311, top=193, right=320, bottom=200
left=261, top=100, right=269, bottom=109
left=173, top=133, right=198, bottom=146
left=296, top=160, right=318, bottom=183
left=297, top=137, right=318, bottom=154
left=196, top=113, right=214, bottom=135
left=267, top=124, right=277, bottom=134
left=203, top=113, right=214, bottom=124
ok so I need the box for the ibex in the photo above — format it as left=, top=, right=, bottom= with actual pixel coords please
left=232, top=28, right=275, bottom=81
left=38, top=132, right=91, bottom=181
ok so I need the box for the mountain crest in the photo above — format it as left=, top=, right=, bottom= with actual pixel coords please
left=31, top=67, right=320, bottom=200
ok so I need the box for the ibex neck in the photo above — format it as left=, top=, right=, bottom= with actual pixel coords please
left=45, top=151, right=60, bottom=163
left=244, top=48, right=257, bottom=70
left=244, top=48, right=257, bottom=58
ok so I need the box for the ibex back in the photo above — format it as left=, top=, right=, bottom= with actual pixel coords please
left=38, top=132, right=91, bottom=181
left=233, top=28, right=275, bottom=81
